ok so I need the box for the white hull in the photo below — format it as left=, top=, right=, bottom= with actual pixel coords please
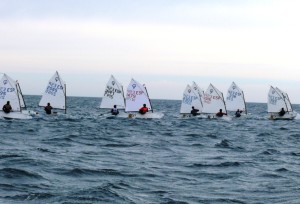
left=268, top=112, right=297, bottom=120
left=180, top=113, right=201, bottom=118
left=127, top=112, right=164, bottom=119
left=201, top=114, right=232, bottom=121
left=0, top=111, right=32, bottom=119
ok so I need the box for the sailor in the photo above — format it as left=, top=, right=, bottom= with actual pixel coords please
left=279, top=108, right=286, bottom=116
left=235, top=109, right=242, bottom=117
left=191, top=106, right=199, bottom=116
left=139, top=104, right=148, bottom=115
left=44, top=103, right=53, bottom=114
left=111, top=105, right=119, bottom=115
left=216, top=109, right=226, bottom=117
left=2, top=101, right=12, bottom=113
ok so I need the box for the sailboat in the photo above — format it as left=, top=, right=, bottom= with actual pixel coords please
left=191, top=82, right=204, bottom=110
left=180, top=84, right=202, bottom=117
left=100, top=75, right=125, bottom=110
left=125, top=78, right=154, bottom=118
left=267, top=86, right=297, bottom=120
left=0, top=74, right=32, bottom=119
left=226, top=82, right=247, bottom=115
left=39, top=71, right=66, bottom=114
left=202, top=83, right=228, bottom=119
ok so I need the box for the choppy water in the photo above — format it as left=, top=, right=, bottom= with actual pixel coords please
left=1, top=95, right=300, bottom=204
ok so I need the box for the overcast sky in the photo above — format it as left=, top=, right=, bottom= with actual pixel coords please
left=1, top=0, right=300, bottom=103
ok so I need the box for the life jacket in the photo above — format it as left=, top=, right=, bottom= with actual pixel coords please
left=139, top=107, right=148, bottom=114
left=111, top=108, right=119, bottom=115
left=216, top=112, right=224, bottom=117
left=3, top=105, right=11, bottom=113
left=45, top=106, right=52, bottom=114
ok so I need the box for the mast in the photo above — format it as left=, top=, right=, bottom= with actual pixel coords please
left=242, top=90, right=247, bottom=114
left=13, top=79, right=22, bottom=112
left=121, top=84, right=126, bottom=109
left=17, top=81, right=27, bottom=109
left=285, top=93, right=293, bottom=112
left=64, top=83, right=67, bottom=114
left=221, top=92, right=227, bottom=114
left=212, top=84, right=226, bottom=111
left=144, top=85, right=153, bottom=113
left=275, top=88, right=288, bottom=113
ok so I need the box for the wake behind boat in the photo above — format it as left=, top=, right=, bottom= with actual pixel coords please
left=267, top=86, right=297, bottom=120
left=0, top=74, right=33, bottom=119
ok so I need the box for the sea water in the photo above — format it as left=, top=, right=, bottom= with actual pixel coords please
left=1, top=95, right=300, bottom=203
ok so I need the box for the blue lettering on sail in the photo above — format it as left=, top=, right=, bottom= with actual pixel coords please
left=0, top=87, right=15, bottom=99
left=182, top=94, right=198, bottom=105
left=0, top=87, right=6, bottom=99
left=227, top=90, right=241, bottom=101
left=45, top=82, right=63, bottom=96
left=268, top=95, right=281, bottom=105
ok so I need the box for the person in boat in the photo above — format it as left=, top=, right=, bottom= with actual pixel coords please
left=111, top=105, right=119, bottom=115
left=216, top=109, right=226, bottom=117
left=44, top=103, right=53, bottom=114
left=191, top=106, right=199, bottom=116
left=139, top=104, right=148, bottom=115
left=2, top=101, right=12, bottom=113
left=279, top=107, right=286, bottom=116
left=235, top=109, right=242, bottom=117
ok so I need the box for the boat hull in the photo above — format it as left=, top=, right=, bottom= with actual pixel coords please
left=0, top=111, right=32, bottom=119
left=127, top=112, right=163, bottom=119
left=268, top=112, right=297, bottom=120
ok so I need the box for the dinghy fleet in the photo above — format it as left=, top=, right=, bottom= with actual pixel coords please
left=180, top=81, right=296, bottom=120
left=0, top=72, right=298, bottom=120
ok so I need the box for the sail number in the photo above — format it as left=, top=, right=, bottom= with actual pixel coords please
left=182, top=94, right=198, bottom=105
left=204, top=94, right=221, bottom=104
left=45, top=82, right=63, bottom=96
left=104, top=86, right=121, bottom=99
left=227, top=90, right=241, bottom=101
left=126, top=90, right=144, bottom=101
left=268, top=95, right=281, bottom=105
left=0, top=87, right=15, bottom=99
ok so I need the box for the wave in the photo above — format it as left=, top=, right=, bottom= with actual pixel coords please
left=0, top=168, right=43, bottom=179
left=215, top=139, right=231, bottom=148
left=3, top=193, right=54, bottom=201
left=190, top=161, right=241, bottom=168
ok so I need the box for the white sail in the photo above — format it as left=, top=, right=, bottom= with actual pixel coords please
left=202, top=84, right=226, bottom=114
left=125, top=79, right=152, bottom=112
left=191, top=81, right=204, bottom=111
left=267, top=86, right=286, bottom=113
left=100, top=75, right=125, bottom=109
left=275, top=87, right=293, bottom=112
left=226, top=82, right=247, bottom=113
left=0, top=74, right=21, bottom=112
left=180, top=84, right=202, bottom=114
left=39, top=71, right=66, bottom=110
